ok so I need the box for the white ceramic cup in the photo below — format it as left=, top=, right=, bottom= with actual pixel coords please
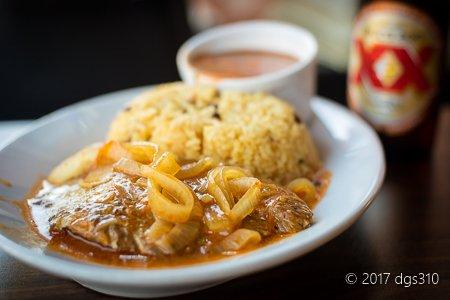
left=177, top=20, right=318, bottom=122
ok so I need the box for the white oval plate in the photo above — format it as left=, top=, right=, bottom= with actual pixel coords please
left=0, top=86, right=385, bottom=298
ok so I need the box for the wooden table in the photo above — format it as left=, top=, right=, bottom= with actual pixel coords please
left=1, top=107, right=449, bottom=299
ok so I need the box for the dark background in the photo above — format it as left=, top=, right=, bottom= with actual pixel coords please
left=0, top=0, right=351, bottom=120
left=0, top=0, right=191, bottom=119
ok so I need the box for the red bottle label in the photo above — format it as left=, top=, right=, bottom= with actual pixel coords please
left=348, top=2, right=441, bottom=136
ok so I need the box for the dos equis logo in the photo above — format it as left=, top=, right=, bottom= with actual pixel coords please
left=348, top=2, right=441, bottom=136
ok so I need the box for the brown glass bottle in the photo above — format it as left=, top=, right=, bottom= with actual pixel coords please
left=347, top=0, right=447, bottom=162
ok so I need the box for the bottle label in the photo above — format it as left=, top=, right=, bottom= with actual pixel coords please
left=348, top=1, right=441, bottom=136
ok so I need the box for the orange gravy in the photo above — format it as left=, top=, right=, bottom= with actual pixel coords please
left=190, top=50, right=298, bottom=79
left=46, top=230, right=284, bottom=268
left=22, top=171, right=330, bottom=268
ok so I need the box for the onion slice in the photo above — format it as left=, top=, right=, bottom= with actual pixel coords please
left=217, top=229, right=261, bottom=252
left=142, top=166, right=194, bottom=223
left=229, top=181, right=261, bottom=225
left=176, top=157, right=217, bottom=180
left=154, top=221, right=200, bottom=255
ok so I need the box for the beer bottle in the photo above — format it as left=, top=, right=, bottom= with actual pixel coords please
left=347, top=0, right=447, bottom=161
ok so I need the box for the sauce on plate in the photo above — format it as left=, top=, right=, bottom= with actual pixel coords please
left=21, top=170, right=330, bottom=268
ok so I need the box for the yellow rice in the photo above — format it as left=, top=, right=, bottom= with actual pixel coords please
left=108, top=83, right=321, bottom=184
